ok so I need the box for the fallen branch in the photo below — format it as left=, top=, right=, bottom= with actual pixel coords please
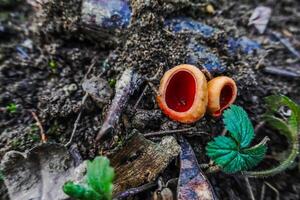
left=96, top=68, right=141, bottom=142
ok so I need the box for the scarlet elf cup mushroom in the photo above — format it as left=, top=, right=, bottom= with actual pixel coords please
left=157, top=64, right=237, bottom=123
left=207, top=76, right=237, bottom=117
left=157, top=64, right=208, bottom=123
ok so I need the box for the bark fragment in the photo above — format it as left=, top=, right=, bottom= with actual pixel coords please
left=110, top=133, right=180, bottom=194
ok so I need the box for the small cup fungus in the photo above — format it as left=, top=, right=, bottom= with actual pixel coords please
left=157, top=64, right=208, bottom=123
left=207, top=76, right=237, bottom=117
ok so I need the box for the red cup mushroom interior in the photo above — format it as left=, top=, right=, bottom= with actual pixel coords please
left=213, top=84, right=234, bottom=116
left=220, top=84, right=234, bottom=108
left=165, top=70, right=196, bottom=112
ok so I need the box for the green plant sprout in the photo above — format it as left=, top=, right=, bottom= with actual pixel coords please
left=6, top=103, right=17, bottom=113
left=63, top=156, right=114, bottom=200
left=108, top=79, right=116, bottom=88
left=244, top=95, right=300, bottom=177
left=49, top=60, right=57, bottom=71
left=206, top=105, right=268, bottom=173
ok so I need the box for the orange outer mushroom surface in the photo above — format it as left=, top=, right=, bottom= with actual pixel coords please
left=207, top=76, right=237, bottom=117
left=157, top=64, right=208, bottom=123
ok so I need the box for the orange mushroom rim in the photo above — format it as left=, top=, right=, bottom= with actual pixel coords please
left=207, top=76, right=238, bottom=118
left=157, top=64, right=208, bottom=123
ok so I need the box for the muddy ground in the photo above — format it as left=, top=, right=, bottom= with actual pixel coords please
left=0, top=0, right=300, bottom=199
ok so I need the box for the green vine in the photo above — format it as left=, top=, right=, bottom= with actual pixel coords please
left=244, top=95, right=300, bottom=178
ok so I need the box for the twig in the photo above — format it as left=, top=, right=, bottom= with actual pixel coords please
left=263, top=66, right=300, bottom=79
left=264, top=182, right=280, bottom=200
left=255, top=50, right=271, bottom=69
left=134, top=85, right=149, bottom=110
left=31, top=111, right=47, bottom=143
left=260, top=182, right=266, bottom=200
left=113, top=182, right=156, bottom=200
left=65, top=93, right=88, bottom=147
left=84, top=57, right=98, bottom=80
left=166, top=178, right=178, bottom=187
left=147, top=81, right=158, bottom=95
left=65, top=58, right=97, bottom=147
left=271, top=31, right=300, bottom=59
left=96, top=68, right=140, bottom=142
left=145, top=66, right=162, bottom=96
left=144, top=127, right=195, bottom=137
left=244, top=177, right=255, bottom=200
left=255, top=121, right=265, bottom=133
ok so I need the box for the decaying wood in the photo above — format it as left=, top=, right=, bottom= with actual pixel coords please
left=96, top=68, right=140, bottom=142
left=109, top=133, right=180, bottom=194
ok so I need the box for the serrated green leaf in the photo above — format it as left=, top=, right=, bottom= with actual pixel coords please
left=240, top=143, right=267, bottom=170
left=223, top=105, right=254, bottom=148
left=86, top=156, right=115, bottom=200
left=206, top=136, right=237, bottom=159
left=206, top=135, right=267, bottom=173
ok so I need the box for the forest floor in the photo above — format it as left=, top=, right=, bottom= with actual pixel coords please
left=0, top=0, right=300, bottom=199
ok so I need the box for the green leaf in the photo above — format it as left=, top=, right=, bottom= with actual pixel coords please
left=244, top=95, right=300, bottom=178
left=206, top=136, right=267, bottom=173
left=265, top=95, right=300, bottom=139
left=63, top=181, right=101, bottom=200
left=264, top=115, right=293, bottom=140
left=223, top=105, right=254, bottom=148
left=265, top=95, right=300, bottom=130
left=86, top=156, right=115, bottom=200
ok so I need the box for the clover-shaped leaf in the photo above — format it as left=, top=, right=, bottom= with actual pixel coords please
left=206, top=105, right=267, bottom=173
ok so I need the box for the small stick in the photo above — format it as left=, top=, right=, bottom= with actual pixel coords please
left=264, top=182, right=280, bottom=200
left=147, top=81, right=158, bottom=95
left=84, top=56, right=98, bottom=80
left=31, top=111, right=47, bottom=143
left=263, top=66, right=300, bottom=79
left=65, top=58, right=97, bottom=147
left=133, top=85, right=149, bottom=110
left=96, top=68, right=140, bottom=142
left=144, top=127, right=195, bottom=137
left=65, top=93, right=88, bottom=147
left=113, top=182, right=156, bottom=200
left=244, top=177, right=256, bottom=200
left=255, top=50, right=271, bottom=69
left=260, top=182, right=266, bottom=200
left=255, top=121, right=265, bottom=133
left=271, top=31, right=300, bottom=59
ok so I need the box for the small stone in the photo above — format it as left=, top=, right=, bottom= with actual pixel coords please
left=82, top=76, right=113, bottom=107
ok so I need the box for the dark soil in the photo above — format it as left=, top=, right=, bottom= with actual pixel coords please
left=1, top=0, right=300, bottom=199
